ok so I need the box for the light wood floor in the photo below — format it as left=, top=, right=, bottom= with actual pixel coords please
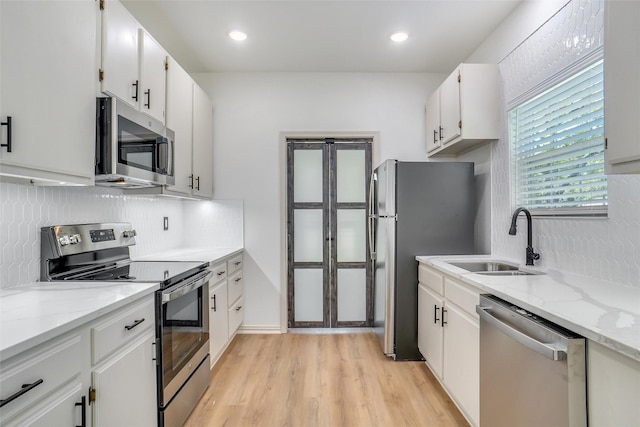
left=185, top=333, right=469, bottom=427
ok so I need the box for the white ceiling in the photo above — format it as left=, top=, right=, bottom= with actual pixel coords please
left=122, top=0, right=522, bottom=74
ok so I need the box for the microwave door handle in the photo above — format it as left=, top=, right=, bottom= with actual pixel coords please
left=156, top=137, right=168, bottom=174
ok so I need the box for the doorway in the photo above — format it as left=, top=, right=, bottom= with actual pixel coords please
left=287, top=137, right=372, bottom=328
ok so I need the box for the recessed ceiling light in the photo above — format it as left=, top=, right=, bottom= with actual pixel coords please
left=229, top=30, right=247, bottom=41
left=390, top=32, right=409, bottom=43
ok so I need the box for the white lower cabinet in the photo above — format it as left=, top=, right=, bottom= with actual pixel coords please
left=0, top=293, right=157, bottom=427
left=208, top=251, right=244, bottom=369
left=417, top=263, right=480, bottom=427
left=209, top=263, right=229, bottom=366
left=587, top=340, right=640, bottom=426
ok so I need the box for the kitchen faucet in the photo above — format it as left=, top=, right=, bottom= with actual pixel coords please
left=509, top=207, right=540, bottom=266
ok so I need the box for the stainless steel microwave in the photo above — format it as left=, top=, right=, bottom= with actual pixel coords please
left=95, top=97, right=175, bottom=188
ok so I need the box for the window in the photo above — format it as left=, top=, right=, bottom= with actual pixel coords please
left=509, top=59, right=606, bottom=215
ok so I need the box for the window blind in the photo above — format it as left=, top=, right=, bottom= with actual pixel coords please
left=509, top=60, right=606, bottom=214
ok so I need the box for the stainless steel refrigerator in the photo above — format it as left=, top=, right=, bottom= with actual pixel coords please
left=369, top=160, right=475, bottom=360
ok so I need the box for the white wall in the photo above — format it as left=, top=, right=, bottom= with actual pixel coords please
left=193, top=72, right=444, bottom=328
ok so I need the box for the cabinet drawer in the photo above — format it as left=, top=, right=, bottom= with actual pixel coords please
left=227, top=270, right=243, bottom=307
left=0, top=333, right=82, bottom=419
left=419, top=264, right=444, bottom=296
left=227, top=253, right=243, bottom=275
left=444, top=277, right=481, bottom=319
left=209, top=262, right=227, bottom=283
left=228, top=297, right=244, bottom=337
left=91, top=297, right=155, bottom=365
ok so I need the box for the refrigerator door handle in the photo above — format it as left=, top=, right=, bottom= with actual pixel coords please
left=368, top=171, right=376, bottom=261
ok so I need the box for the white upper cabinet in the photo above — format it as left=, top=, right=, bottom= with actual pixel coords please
left=100, top=0, right=140, bottom=109
left=165, top=57, right=194, bottom=195
left=426, top=63, right=499, bottom=157
left=139, top=29, right=167, bottom=123
left=192, top=83, right=214, bottom=199
left=101, top=0, right=166, bottom=123
left=0, top=0, right=97, bottom=185
left=604, top=0, right=640, bottom=174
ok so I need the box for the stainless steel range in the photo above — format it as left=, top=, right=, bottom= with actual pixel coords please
left=40, top=223, right=212, bottom=427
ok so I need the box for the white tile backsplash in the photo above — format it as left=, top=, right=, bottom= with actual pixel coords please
left=0, top=182, right=243, bottom=288
left=493, top=0, right=640, bottom=287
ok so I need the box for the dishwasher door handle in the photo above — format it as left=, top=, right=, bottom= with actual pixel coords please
left=476, top=305, right=567, bottom=361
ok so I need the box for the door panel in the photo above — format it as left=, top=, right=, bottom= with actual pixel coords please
left=287, top=139, right=372, bottom=328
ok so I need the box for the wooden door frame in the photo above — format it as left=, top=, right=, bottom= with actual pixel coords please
left=280, top=132, right=379, bottom=331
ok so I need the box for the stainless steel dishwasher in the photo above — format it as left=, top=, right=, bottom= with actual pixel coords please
left=476, top=294, right=587, bottom=427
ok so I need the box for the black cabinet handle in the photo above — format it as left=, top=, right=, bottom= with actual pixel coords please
left=75, top=395, right=86, bottom=427
left=439, top=125, right=443, bottom=140
left=433, top=129, right=437, bottom=144
left=234, top=277, right=241, bottom=282
left=235, top=306, right=242, bottom=311
left=188, top=174, right=194, bottom=189
left=132, top=80, right=139, bottom=101
left=0, top=379, right=44, bottom=408
left=195, top=176, right=200, bottom=191
left=234, top=261, right=241, bottom=266
left=144, top=89, right=151, bottom=108
left=211, top=294, right=217, bottom=312
left=124, top=318, right=145, bottom=331
left=434, top=305, right=440, bottom=324
left=1, top=116, right=12, bottom=153
left=217, top=270, right=226, bottom=276
left=441, top=308, right=447, bottom=327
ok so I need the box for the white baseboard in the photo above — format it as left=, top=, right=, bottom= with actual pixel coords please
left=238, top=325, right=282, bottom=334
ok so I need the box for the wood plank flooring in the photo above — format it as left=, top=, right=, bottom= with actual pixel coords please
left=185, top=332, right=469, bottom=427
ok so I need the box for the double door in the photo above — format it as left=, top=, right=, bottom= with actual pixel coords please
left=287, top=138, right=372, bottom=328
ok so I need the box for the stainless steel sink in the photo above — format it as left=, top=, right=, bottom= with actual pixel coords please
left=475, top=270, right=536, bottom=276
left=448, top=261, right=519, bottom=272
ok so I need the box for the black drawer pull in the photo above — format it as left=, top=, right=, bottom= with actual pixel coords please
left=434, top=305, right=440, bottom=324
left=124, top=318, right=145, bottom=331
left=211, top=294, right=217, bottom=312
left=217, top=270, right=226, bottom=276
left=234, top=277, right=242, bottom=282
left=234, top=261, right=241, bottom=266
left=0, top=379, right=44, bottom=408
left=75, top=395, right=87, bottom=427
left=144, top=89, right=151, bottom=108
left=235, top=306, right=242, bottom=311
left=1, top=116, right=12, bottom=153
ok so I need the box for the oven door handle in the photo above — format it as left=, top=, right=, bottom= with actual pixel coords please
left=161, top=270, right=213, bottom=303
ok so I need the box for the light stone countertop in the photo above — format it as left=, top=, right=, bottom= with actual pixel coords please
left=135, top=247, right=243, bottom=264
left=416, top=255, right=640, bottom=362
left=0, top=281, right=159, bottom=361
left=0, top=247, right=243, bottom=361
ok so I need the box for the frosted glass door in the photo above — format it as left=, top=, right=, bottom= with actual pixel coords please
left=287, top=139, right=372, bottom=328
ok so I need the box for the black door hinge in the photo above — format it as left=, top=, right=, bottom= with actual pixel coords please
left=99, top=69, right=104, bottom=82
left=99, top=0, right=104, bottom=10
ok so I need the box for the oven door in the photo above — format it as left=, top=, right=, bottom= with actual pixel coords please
left=157, top=269, right=212, bottom=407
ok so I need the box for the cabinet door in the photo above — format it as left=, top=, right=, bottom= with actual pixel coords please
left=604, top=0, right=640, bottom=174
left=192, top=83, right=214, bottom=198
left=425, top=90, right=441, bottom=153
left=139, top=30, right=167, bottom=123
left=588, top=340, right=640, bottom=426
left=443, top=303, right=479, bottom=427
left=166, top=57, right=194, bottom=195
left=101, top=0, right=140, bottom=109
left=0, top=0, right=96, bottom=185
left=439, top=67, right=461, bottom=145
left=92, top=331, right=157, bottom=427
left=3, top=383, right=87, bottom=427
left=210, top=281, right=229, bottom=364
left=418, top=284, right=444, bottom=379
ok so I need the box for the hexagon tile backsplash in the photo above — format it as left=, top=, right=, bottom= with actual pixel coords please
left=492, top=0, right=640, bottom=287
left=0, top=182, right=243, bottom=288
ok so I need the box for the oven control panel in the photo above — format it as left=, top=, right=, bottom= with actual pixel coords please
left=90, top=229, right=116, bottom=242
